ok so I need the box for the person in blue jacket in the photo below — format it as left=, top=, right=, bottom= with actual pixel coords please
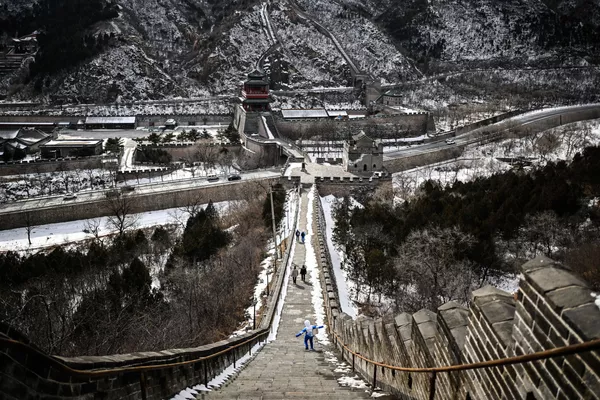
left=295, top=320, right=324, bottom=350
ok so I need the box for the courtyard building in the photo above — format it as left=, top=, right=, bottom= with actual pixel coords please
left=40, top=140, right=103, bottom=158
left=343, top=131, right=383, bottom=174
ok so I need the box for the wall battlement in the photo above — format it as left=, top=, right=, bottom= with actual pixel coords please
left=313, top=197, right=600, bottom=399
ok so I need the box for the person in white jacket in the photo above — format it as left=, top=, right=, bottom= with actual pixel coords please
left=295, top=320, right=324, bottom=350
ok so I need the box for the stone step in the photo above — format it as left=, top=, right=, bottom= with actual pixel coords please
left=198, top=188, right=375, bottom=399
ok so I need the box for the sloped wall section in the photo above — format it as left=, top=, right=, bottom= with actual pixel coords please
left=313, top=197, right=600, bottom=399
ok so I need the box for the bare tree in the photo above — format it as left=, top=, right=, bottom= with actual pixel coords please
left=102, top=194, right=139, bottom=237
left=23, top=211, right=36, bottom=246
left=84, top=218, right=103, bottom=240
left=394, top=227, right=478, bottom=312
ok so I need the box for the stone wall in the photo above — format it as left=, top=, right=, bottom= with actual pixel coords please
left=0, top=189, right=299, bottom=400
left=383, top=146, right=463, bottom=173
left=136, top=114, right=231, bottom=127
left=313, top=196, right=600, bottom=399
left=136, top=143, right=241, bottom=160
left=0, top=178, right=283, bottom=230
left=274, top=113, right=434, bottom=140
left=315, top=176, right=392, bottom=197
left=0, top=157, right=104, bottom=176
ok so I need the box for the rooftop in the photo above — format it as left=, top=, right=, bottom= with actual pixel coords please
left=43, top=140, right=102, bottom=147
left=281, top=109, right=329, bottom=119
left=85, top=116, right=136, bottom=124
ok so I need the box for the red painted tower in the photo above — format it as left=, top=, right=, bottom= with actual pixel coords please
left=241, top=69, right=270, bottom=112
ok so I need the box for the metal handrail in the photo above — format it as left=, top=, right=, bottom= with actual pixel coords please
left=312, top=195, right=600, bottom=398
left=329, top=327, right=600, bottom=399
left=0, top=191, right=301, bottom=398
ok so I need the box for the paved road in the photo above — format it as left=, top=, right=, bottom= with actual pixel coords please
left=384, top=103, right=600, bottom=159
left=202, top=189, right=377, bottom=400
left=0, top=170, right=280, bottom=213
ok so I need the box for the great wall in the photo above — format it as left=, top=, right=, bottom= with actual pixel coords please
left=0, top=183, right=599, bottom=399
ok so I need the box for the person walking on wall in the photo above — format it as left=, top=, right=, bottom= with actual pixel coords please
left=291, top=265, right=299, bottom=284
left=295, top=320, right=324, bottom=351
left=301, top=231, right=306, bottom=244
left=300, top=265, right=307, bottom=282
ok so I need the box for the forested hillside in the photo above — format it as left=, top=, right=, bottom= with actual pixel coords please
left=334, top=146, right=600, bottom=313
left=1, top=0, right=600, bottom=103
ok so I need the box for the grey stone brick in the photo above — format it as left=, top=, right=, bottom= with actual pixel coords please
left=527, top=267, right=588, bottom=294
left=546, top=286, right=595, bottom=312
left=471, top=285, right=513, bottom=302
left=478, top=300, right=516, bottom=324
left=562, top=304, right=600, bottom=340
left=521, top=255, right=558, bottom=273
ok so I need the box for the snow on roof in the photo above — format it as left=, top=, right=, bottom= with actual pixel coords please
left=352, top=131, right=373, bottom=142
left=85, top=116, right=136, bottom=124
left=281, top=109, right=328, bottom=119
left=0, top=130, right=19, bottom=140
left=17, top=128, right=48, bottom=141
left=326, top=110, right=348, bottom=117
left=0, top=122, right=55, bottom=126
left=43, top=140, right=102, bottom=147
left=6, top=141, right=27, bottom=149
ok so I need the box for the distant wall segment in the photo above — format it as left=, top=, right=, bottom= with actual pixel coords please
left=0, top=178, right=287, bottom=231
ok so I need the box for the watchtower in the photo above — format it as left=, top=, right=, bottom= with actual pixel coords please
left=241, top=69, right=270, bottom=112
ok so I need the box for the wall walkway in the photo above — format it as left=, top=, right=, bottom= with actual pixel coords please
left=203, top=187, right=378, bottom=399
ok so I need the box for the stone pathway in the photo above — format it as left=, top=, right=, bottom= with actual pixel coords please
left=201, top=188, right=372, bottom=400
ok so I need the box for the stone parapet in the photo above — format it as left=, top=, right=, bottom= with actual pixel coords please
left=312, top=195, right=600, bottom=400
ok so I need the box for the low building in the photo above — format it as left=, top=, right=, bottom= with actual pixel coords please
left=0, top=121, right=57, bottom=133
left=342, top=131, right=383, bottom=174
left=85, top=116, right=136, bottom=130
left=0, top=128, right=52, bottom=158
left=380, top=90, right=402, bottom=106
left=40, top=140, right=103, bottom=158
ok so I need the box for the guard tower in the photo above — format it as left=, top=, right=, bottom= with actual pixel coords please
left=241, top=69, right=270, bottom=112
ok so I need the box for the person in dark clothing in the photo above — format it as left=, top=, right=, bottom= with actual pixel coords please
left=301, top=231, right=306, bottom=244
left=292, top=265, right=299, bottom=284
left=300, top=265, right=307, bottom=282
left=296, top=230, right=300, bottom=241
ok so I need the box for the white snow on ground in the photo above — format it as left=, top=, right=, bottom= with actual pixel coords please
left=261, top=116, right=275, bottom=139
left=592, top=293, right=600, bottom=312
left=284, top=162, right=302, bottom=177
left=0, top=202, right=234, bottom=253
left=322, top=350, right=387, bottom=397
left=393, top=119, right=600, bottom=203
left=306, top=186, right=329, bottom=345
left=170, top=341, right=266, bottom=400
left=320, top=195, right=357, bottom=318
left=269, top=189, right=301, bottom=342
left=491, top=273, right=522, bottom=294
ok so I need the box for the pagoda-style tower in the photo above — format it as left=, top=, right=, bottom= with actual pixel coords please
left=241, top=69, right=270, bottom=112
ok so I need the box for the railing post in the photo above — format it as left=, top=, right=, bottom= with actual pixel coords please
left=139, top=372, right=147, bottom=400
left=429, top=371, right=437, bottom=400
left=372, top=363, right=377, bottom=391
left=204, top=360, right=208, bottom=387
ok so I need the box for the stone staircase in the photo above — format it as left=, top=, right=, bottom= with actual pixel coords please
left=200, top=187, right=381, bottom=399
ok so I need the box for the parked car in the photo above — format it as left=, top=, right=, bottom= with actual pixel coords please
left=122, top=185, right=135, bottom=192
left=445, top=139, right=456, bottom=145
left=207, top=175, right=219, bottom=182
left=63, top=193, right=77, bottom=200
left=227, top=174, right=242, bottom=181
left=106, top=190, right=120, bottom=198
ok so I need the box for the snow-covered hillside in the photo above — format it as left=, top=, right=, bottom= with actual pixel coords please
left=2, top=0, right=600, bottom=104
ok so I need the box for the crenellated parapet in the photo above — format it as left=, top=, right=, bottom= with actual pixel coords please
left=313, top=196, right=600, bottom=399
